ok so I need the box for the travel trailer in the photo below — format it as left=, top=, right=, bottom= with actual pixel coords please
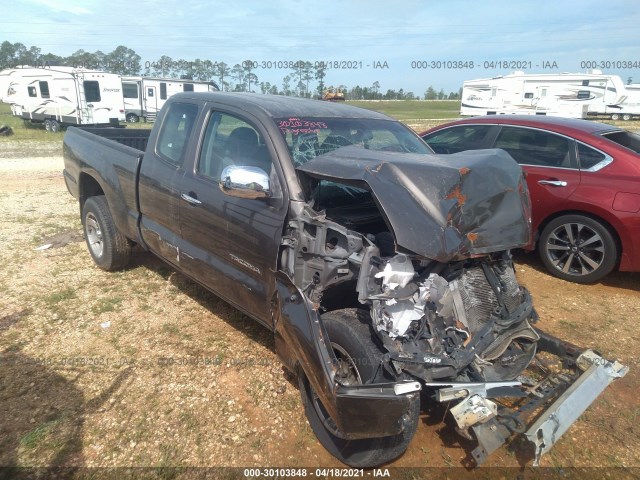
left=587, top=83, right=640, bottom=120
left=4, top=66, right=125, bottom=131
left=121, top=76, right=218, bottom=122
left=460, top=71, right=632, bottom=119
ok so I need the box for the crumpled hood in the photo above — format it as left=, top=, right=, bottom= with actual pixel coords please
left=297, top=146, right=532, bottom=261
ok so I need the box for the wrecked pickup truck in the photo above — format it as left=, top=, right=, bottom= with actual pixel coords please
left=63, top=92, right=627, bottom=467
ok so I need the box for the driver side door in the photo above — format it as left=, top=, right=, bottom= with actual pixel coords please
left=175, top=108, right=288, bottom=326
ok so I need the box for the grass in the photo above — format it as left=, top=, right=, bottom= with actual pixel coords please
left=346, top=99, right=461, bottom=120
left=0, top=102, right=64, bottom=143
left=20, top=419, right=60, bottom=449
left=45, top=288, right=77, bottom=305
left=0, top=98, right=458, bottom=145
left=0, top=102, right=152, bottom=143
left=92, top=296, right=123, bottom=314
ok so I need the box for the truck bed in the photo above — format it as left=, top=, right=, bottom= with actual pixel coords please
left=75, top=127, right=151, bottom=152
left=63, top=126, right=147, bottom=244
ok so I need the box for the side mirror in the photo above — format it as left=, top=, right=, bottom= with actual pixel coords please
left=220, top=165, right=270, bottom=199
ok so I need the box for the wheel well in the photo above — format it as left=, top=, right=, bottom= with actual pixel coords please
left=537, top=210, right=622, bottom=264
left=79, top=173, right=104, bottom=211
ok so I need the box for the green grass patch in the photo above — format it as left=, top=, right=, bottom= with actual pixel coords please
left=346, top=100, right=461, bottom=120
left=92, top=296, right=123, bottom=314
left=45, top=288, right=77, bottom=305
left=0, top=102, right=64, bottom=143
left=20, top=419, right=60, bottom=449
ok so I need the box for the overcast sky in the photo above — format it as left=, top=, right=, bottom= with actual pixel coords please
left=3, top=0, right=640, bottom=94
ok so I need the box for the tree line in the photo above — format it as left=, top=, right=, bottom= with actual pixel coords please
left=0, top=40, right=461, bottom=100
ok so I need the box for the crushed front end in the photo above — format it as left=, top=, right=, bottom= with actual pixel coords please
left=277, top=148, right=627, bottom=467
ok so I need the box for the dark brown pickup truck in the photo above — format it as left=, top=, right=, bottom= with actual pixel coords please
left=63, top=92, right=627, bottom=467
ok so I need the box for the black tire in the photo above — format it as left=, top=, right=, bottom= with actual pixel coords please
left=0, top=125, right=13, bottom=137
left=126, top=113, right=139, bottom=123
left=610, top=113, right=620, bottom=121
left=298, top=309, right=420, bottom=467
left=538, top=214, right=617, bottom=283
left=622, top=114, right=631, bottom=121
left=81, top=196, right=131, bottom=271
left=50, top=120, right=61, bottom=133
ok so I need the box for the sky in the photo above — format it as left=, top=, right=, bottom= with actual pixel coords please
left=2, top=0, right=640, bottom=95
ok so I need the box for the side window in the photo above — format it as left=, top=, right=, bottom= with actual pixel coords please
left=156, top=102, right=199, bottom=167
left=28, top=86, right=37, bottom=97
left=423, top=125, right=492, bottom=154
left=197, top=111, right=271, bottom=181
left=524, top=92, right=534, bottom=99
left=39, top=81, right=50, bottom=98
left=83, top=81, right=101, bottom=102
left=160, top=82, right=167, bottom=100
left=495, top=127, right=573, bottom=168
left=123, top=83, right=139, bottom=99
left=577, top=143, right=609, bottom=170
left=183, top=83, right=194, bottom=92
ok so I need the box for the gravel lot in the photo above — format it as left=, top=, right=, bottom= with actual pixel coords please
left=1, top=140, right=639, bottom=473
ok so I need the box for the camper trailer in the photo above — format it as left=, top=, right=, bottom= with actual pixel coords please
left=121, top=76, right=218, bottom=122
left=587, top=83, right=640, bottom=120
left=460, top=71, right=629, bottom=119
left=4, top=66, right=125, bottom=131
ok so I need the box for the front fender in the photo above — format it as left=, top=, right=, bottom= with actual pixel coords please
left=273, top=272, right=419, bottom=439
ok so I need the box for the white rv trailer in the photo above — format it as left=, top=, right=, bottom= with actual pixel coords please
left=587, top=83, right=640, bottom=120
left=4, top=66, right=125, bottom=131
left=121, top=76, right=218, bottom=122
left=460, top=71, right=629, bottom=119
left=0, top=68, right=14, bottom=103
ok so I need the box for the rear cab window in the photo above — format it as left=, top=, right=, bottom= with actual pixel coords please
left=156, top=102, right=200, bottom=167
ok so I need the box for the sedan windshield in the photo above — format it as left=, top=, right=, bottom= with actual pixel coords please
left=601, top=130, right=640, bottom=154
left=274, top=117, right=432, bottom=166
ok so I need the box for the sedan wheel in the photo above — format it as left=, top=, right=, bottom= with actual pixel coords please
left=539, top=215, right=617, bottom=283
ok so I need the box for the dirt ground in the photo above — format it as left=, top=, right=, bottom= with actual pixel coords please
left=0, top=142, right=639, bottom=474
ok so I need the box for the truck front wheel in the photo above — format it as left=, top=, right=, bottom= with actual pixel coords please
left=298, top=309, right=419, bottom=467
left=82, top=196, right=131, bottom=271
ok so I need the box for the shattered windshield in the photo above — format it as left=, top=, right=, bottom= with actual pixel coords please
left=275, top=117, right=432, bottom=167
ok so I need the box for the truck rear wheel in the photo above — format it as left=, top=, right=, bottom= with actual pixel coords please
left=82, top=196, right=131, bottom=271
left=298, top=309, right=419, bottom=467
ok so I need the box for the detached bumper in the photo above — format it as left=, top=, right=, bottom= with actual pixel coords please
left=524, top=350, right=628, bottom=465
left=431, top=343, right=628, bottom=466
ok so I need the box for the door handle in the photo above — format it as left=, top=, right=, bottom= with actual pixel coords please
left=538, top=180, right=567, bottom=187
left=180, top=193, right=202, bottom=205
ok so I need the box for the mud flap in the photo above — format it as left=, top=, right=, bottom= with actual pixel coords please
left=524, top=350, right=628, bottom=466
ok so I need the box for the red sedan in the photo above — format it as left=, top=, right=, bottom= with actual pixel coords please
left=421, top=116, right=640, bottom=283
